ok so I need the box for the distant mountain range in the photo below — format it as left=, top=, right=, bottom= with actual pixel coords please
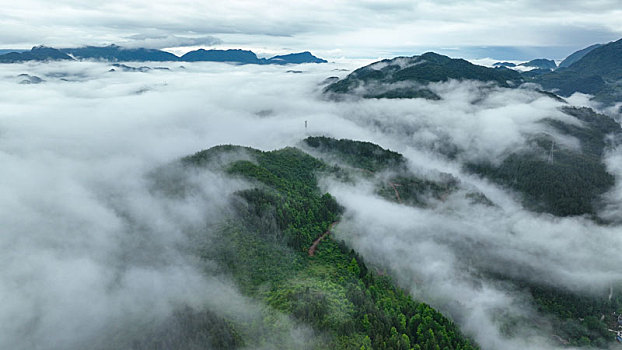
left=326, top=56, right=622, bottom=217
left=518, top=58, right=557, bottom=70
left=492, top=58, right=557, bottom=70
left=492, top=61, right=516, bottom=68
left=63, top=45, right=179, bottom=62
left=528, top=38, right=622, bottom=104
left=325, top=52, right=522, bottom=99
left=0, top=46, right=73, bottom=63
left=326, top=38, right=622, bottom=106
left=558, top=44, right=602, bottom=68
left=0, top=44, right=327, bottom=65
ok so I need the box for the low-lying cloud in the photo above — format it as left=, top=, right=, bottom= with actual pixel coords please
left=0, top=59, right=620, bottom=349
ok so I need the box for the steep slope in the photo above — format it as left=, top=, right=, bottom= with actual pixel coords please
left=558, top=44, right=603, bottom=68
left=530, top=38, right=622, bottom=103
left=62, top=44, right=179, bottom=61
left=308, top=137, right=622, bottom=347
left=467, top=106, right=620, bottom=217
left=529, top=70, right=607, bottom=96
left=169, top=144, right=479, bottom=350
left=566, top=38, right=622, bottom=79
left=325, top=52, right=523, bottom=99
left=301, top=138, right=622, bottom=348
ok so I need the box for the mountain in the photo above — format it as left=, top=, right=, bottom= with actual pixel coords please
left=519, top=58, right=557, bottom=70
left=173, top=131, right=621, bottom=348
left=0, top=45, right=73, bottom=63
left=325, top=52, right=523, bottom=99
left=0, top=44, right=328, bottom=65
left=265, top=51, right=327, bottom=64
left=62, top=44, right=179, bottom=62
left=529, top=38, right=622, bottom=103
left=163, top=142, right=478, bottom=350
left=324, top=52, right=621, bottom=216
left=467, top=106, right=620, bottom=217
left=108, top=63, right=170, bottom=72
left=0, top=49, right=26, bottom=55
left=180, top=49, right=328, bottom=64
left=16, top=73, right=44, bottom=84
left=493, top=61, right=516, bottom=68
left=558, top=44, right=603, bottom=68
left=520, top=68, right=555, bottom=79
left=304, top=135, right=622, bottom=347
left=181, top=49, right=261, bottom=63
left=565, top=38, right=622, bottom=79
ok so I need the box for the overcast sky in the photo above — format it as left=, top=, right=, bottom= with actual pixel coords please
left=2, top=0, right=622, bottom=59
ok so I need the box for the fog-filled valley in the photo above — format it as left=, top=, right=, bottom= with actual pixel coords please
left=1, top=58, right=622, bottom=350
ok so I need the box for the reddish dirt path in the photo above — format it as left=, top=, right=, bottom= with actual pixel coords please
left=388, top=182, right=402, bottom=203
left=353, top=167, right=403, bottom=203
left=308, top=222, right=339, bottom=257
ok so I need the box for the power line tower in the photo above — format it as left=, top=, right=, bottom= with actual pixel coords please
left=547, top=139, right=555, bottom=163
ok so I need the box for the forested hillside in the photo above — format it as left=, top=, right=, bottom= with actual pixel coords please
left=324, top=52, right=522, bottom=99
left=529, top=38, right=622, bottom=104
left=467, top=106, right=620, bottom=217
left=300, top=137, right=622, bottom=348
left=170, top=144, right=478, bottom=349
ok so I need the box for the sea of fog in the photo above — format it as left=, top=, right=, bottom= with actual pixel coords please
left=0, top=60, right=621, bottom=349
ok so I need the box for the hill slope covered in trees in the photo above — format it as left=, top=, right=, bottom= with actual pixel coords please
left=324, top=52, right=523, bottom=99
left=143, top=143, right=479, bottom=350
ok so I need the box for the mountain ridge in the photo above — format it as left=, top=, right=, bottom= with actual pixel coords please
left=325, top=52, right=523, bottom=99
left=0, top=44, right=327, bottom=65
left=528, top=38, right=622, bottom=103
left=558, top=44, right=603, bottom=68
left=0, top=45, right=73, bottom=63
left=519, top=58, right=557, bottom=70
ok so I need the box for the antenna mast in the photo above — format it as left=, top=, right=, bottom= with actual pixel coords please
left=547, top=139, right=555, bottom=163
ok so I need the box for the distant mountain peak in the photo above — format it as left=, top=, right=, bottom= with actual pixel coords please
left=325, top=52, right=522, bottom=99
left=558, top=44, right=603, bottom=68
left=0, top=45, right=73, bottom=63
left=0, top=44, right=327, bottom=65
left=527, top=37, right=622, bottom=104
left=519, top=58, right=557, bottom=70
left=493, top=62, right=517, bottom=68
left=266, top=51, right=327, bottom=64
left=181, top=48, right=260, bottom=63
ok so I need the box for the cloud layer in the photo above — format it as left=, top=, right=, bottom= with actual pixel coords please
left=0, top=59, right=620, bottom=349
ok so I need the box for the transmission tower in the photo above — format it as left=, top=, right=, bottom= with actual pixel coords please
left=547, top=139, right=555, bottom=163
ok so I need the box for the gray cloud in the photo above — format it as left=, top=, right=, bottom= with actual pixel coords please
left=1, top=1, right=622, bottom=58
left=121, top=34, right=222, bottom=49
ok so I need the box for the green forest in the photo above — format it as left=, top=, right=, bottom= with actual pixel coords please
left=324, top=52, right=523, bottom=99
left=132, top=131, right=622, bottom=349
left=183, top=145, right=476, bottom=350
left=467, top=106, right=621, bottom=217
left=178, top=144, right=478, bottom=349
left=302, top=136, right=622, bottom=348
